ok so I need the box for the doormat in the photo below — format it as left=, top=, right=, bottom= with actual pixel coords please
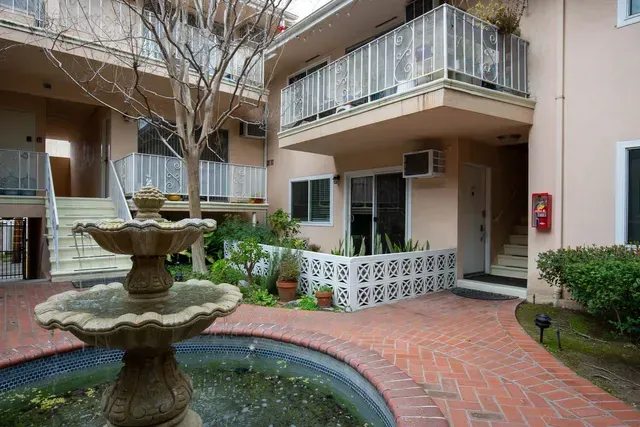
left=72, top=277, right=126, bottom=289
left=451, top=287, right=519, bottom=301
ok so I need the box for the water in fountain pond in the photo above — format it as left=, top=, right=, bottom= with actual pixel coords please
left=0, top=348, right=382, bottom=427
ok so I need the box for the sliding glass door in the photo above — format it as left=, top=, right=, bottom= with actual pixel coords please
left=348, top=172, right=407, bottom=255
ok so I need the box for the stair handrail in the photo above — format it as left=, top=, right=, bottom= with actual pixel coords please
left=109, top=160, right=133, bottom=221
left=45, top=154, right=59, bottom=270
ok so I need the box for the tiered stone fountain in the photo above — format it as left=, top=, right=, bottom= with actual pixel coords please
left=34, top=187, right=242, bottom=427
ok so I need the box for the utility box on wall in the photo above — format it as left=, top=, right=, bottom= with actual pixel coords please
left=532, top=193, right=552, bottom=230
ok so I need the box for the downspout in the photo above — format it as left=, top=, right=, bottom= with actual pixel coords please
left=554, top=0, right=566, bottom=306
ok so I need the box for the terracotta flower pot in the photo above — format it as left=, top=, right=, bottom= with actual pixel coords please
left=277, top=280, right=298, bottom=303
left=315, top=291, right=333, bottom=308
left=166, top=195, right=181, bottom=201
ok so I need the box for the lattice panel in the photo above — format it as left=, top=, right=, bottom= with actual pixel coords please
left=225, top=241, right=457, bottom=312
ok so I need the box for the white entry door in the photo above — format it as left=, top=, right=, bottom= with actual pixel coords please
left=462, top=164, right=487, bottom=276
left=0, top=109, right=35, bottom=151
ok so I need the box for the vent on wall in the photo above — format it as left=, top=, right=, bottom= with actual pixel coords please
left=239, top=122, right=266, bottom=139
left=403, top=149, right=445, bottom=178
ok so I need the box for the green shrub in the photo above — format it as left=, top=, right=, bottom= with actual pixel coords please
left=208, top=259, right=244, bottom=285
left=297, top=295, right=318, bottom=311
left=245, top=287, right=278, bottom=307
left=229, top=239, right=267, bottom=286
left=564, top=259, right=640, bottom=337
left=537, top=245, right=640, bottom=289
left=267, top=209, right=300, bottom=243
left=317, top=285, right=332, bottom=293
left=208, top=214, right=274, bottom=260
left=265, top=251, right=281, bottom=295
left=278, top=250, right=300, bottom=282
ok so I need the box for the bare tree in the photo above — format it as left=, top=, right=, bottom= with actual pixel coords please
left=35, top=0, right=293, bottom=272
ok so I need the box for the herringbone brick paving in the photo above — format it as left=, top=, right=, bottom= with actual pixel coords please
left=1, top=281, right=638, bottom=426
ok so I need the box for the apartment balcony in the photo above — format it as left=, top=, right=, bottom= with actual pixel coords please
left=0, top=0, right=264, bottom=95
left=113, top=153, right=268, bottom=213
left=278, top=5, right=535, bottom=156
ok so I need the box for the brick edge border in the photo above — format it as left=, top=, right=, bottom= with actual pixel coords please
left=0, top=322, right=448, bottom=427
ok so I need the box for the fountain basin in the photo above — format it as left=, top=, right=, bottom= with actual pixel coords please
left=34, top=281, right=242, bottom=350
left=72, top=218, right=217, bottom=256
left=0, top=336, right=396, bottom=426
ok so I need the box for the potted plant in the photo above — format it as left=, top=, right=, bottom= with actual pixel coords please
left=277, top=250, right=299, bottom=302
left=315, top=285, right=333, bottom=308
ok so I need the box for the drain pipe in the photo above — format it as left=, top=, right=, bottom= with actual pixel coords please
left=553, top=0, right=566, bottom=306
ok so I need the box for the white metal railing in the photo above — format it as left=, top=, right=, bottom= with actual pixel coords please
left=0, top=149, right=47, bottom=194
left=0, top=0, right=264, bottom=88
left=225, top=241, right=457, bottom=311
left=113, top=152, right=267, bottom=200
left=108, top=160, right=132, bottom=221
left=280, top=4, right=529, bottom=130
left=44, top=154, right=59, bottom=270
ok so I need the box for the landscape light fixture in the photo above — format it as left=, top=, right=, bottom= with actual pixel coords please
left=534, top=313, right=552, bottom=344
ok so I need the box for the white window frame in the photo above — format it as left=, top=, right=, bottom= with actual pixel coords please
left=617, top=0, right=640, bottom=27
left=615, top=139, right=640, bottom=244
left=288, top=173, right=334, bottom=227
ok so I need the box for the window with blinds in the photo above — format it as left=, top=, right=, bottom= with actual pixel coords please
left=137, top=120, right=229, bottom=162
left=290, top=176, right=332, bottom=224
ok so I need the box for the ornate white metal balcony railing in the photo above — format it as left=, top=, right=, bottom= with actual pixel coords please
left=225, top=241, right=457, bottom=311
left=0, top=0, right=264, bottom=88
left=280, top=4, right=529, bottom=130
left=113, top=152, right=267, bottom=201
left=0, top=149, right=47, bottom=195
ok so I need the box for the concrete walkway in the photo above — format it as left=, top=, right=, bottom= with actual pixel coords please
left=1, top=281, right=638, bottom=426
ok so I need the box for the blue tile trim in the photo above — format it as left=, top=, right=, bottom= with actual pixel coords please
left=0, top=336, right=394, bottom=426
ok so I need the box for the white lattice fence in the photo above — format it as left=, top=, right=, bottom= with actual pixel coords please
left=224, top=242, right=457, bottom=311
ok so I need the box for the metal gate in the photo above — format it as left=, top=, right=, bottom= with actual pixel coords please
left=0, top=218, right=27, bottom=280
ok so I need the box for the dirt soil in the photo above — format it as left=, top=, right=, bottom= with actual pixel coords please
left=516, top=302, right=640, bottom=409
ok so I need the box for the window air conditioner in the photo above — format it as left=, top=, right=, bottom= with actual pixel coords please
left=403, top=149, right=445, bottom=178
left=239, top=122, right=266, bottom=139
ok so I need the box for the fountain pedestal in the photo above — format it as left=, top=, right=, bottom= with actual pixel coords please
left=103, top=347, right=200, bottom=427
left=124, top=255, right=174, bottom=298
left=34, top=187, right=242, bottom=427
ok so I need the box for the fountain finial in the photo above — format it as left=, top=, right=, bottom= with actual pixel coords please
left=133, top=186, right=166, bottom=220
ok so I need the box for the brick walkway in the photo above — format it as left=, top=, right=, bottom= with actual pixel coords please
left=1, top=281, right=639, bottom=426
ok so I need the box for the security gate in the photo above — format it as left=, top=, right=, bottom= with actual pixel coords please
left=0, top=218, right=27, bottom=280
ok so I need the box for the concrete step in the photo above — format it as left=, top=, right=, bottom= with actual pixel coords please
left=55, top=245, right=122, bottom=260
left=49, top=235, right=102, bottom=248
left=490, top=264, right=528, bottom=279
left=503, top=244, right=528, bottom=257
left=50, top=267, right=131, bottom=283
left=55, top=197, right=114, bottom=206
left=496, top=254, right=528, bottom=268
left=52, top=256, right=131, bottom=272
left=513, top=225, right=529, bottom=235
left=58, top=217, right=118, bottom=228
left=509, top=234, right=528, bottom=246
left=456, top=279, right=527, bottom=299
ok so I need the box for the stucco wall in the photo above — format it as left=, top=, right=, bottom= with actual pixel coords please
left=0, top=91, right=46, bottom=153
left=523, top=0, right=640, bottom=302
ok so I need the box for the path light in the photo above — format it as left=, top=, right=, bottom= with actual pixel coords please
left=175, top=271, right=184, bottom=282
left=535, top=314, right=552, bottom=344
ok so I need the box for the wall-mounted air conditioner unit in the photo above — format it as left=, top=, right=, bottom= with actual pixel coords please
left=239, top=122, right=266, bottom=139
left=403, top=149, right=445, bottom=179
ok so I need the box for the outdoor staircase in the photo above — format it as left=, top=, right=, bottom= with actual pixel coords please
left=491, top=219, right=528, bottom=279
left=46, top=197, right=132, bottom=282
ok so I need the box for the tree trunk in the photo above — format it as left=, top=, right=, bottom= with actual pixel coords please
left=186, top=151, right=207, bottom=273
